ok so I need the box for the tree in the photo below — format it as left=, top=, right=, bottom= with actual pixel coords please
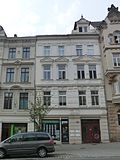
left=29, top=96, right=52, bottom=132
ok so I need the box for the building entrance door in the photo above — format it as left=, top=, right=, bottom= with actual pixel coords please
left=81, top=119, right=101, bottom=143
left=61, top=119, right=69, bottom=143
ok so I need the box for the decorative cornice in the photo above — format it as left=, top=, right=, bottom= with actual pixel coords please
left=40, top=57, right=54, bottom=63
left=55, top=57, right=69, bottom=62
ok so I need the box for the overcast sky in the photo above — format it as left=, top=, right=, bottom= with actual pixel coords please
left=0, top=0, right=119, bottom=37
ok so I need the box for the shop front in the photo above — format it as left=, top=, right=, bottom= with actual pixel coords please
left=2, top=123, right=27, bottom=141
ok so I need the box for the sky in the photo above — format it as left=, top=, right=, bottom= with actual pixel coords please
left=0, top=0, right=119, bottom=37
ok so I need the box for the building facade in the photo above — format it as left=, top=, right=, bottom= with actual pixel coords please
left=0, top=31, right=36, bottom=141
left=35, top=16, right=109, bottom=144
left=99, top=4, right=120, bottom=141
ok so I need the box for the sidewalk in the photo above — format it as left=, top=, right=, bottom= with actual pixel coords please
left=55, top=142, right=120, bottom=158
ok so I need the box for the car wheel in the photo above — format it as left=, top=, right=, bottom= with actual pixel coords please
left=37, top=147, right=47, bottom=158
left=0, top=149, right=5, bottom=159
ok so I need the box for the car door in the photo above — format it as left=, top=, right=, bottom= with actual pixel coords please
left=4, top=134, right=25, bottom=155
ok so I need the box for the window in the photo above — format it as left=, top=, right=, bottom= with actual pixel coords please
left=77, top=64, right=85, bottom=79
left=113, top=81, right=120, bottom=95
left=43, top=64, right=51, bottom=80
left=8, top=48, right=16, bottom=59
left=79, top=26, right=87, bottom=32
left=21, top=68, right=29, bottom=82
left=4, top=92, right=13, bottom=109
left=114, top=32, right=120, bottom=44
left=58, top=46, right=64, bottom=56
left=22, top=47, right=30, bottom=59
left=87, top=45, right=94, bottom=55
left=76, top=45, right=83, bottom=56
left=44, top=46, right=50, bottom=56
left=89, top=65, right=97, bottom=79
left=118, top=113, right=120, bottom=125
left=43, top=91, right=51, bottom=106
left=6, top=68, right=14, bottom=82
left=58, top=64, right=66, bottom=80
left=59, top=91, right=66, bottom=106
left=113, top=53, right=120, bottom=67
left=19, top=93, right=28, bottom=109
left=79, top=91, right=86, bottom=105
left=91, top=90, right=99, bottom=105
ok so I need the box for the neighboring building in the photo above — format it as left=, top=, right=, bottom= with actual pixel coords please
left=98, top=4, right=120, bottom=141
left=0, top=32, right=36, bottom=141
left=35, top=16, right=109, bottom=144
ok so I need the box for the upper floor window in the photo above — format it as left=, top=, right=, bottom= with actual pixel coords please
left=58, top=64, right=66, bottom=80
left=43, top=64, right=51, bottom=80
left=79, top=26, right=87, bottom=32
left=79, top=91, right=86, bottom=105
left=114, top=32, right=120, bottom=44
left=91, top=90, right=99, bottom=105
left=21, top=68, right=29, bottom=82
left=43, top=91, right=51, bottom=106
left=19, top=93, right=28, bottom=109
left=4, top=92, right=13, bottom=109
left=44, top=46, right=50, bottom=56
left=58, top=46, right=64, bottom=56
left=118, top=112, right=120, bottom=125
left=89, top=64, right=97, bottom=79
left=6, top=68, right=14, bottom=82
left=59, top=91, right=66, bottom=106
left=113, top=81, right=120, bottom=95
left=87, top=45, right=94, bottom=55
left=76, top=45, right=83, bottom=56
left=8, top=48, right=16, bottom=59
left=113, top=53, right=120, bottom=67
left=22, top=47, right=30, bottom=59
left=77, top=64, right=85, bottom=79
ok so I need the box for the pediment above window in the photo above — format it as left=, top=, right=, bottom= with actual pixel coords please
left=14, top=60, right=22, bottom=65
left=55, top=57, right=69, bottom=62
left=10, top=85, right=23, bottom=90
left=40, top=57, right=54, bottom=63
left=72, top=55, right=100, bottom=63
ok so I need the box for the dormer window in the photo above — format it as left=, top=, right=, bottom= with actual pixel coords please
left=79, top=26, right=87, bottom=32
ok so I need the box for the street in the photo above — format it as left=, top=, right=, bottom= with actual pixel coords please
left=4, top=142, right=120, bottom=160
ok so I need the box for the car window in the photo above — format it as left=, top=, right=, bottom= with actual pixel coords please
left=10, top=134, right=23, bottom=143
left=36, top=133, right=50, bottom=140
left=23, top=134, right=36, bottom=141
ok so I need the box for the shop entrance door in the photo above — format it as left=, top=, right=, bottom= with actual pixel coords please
left=81, top=119, right=101, bottom=143
left=61, top=119, right=69, bottom=143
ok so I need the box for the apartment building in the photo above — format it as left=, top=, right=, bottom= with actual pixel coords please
left=0, top=30, right=36, bottom=141
left=98, top=4, right=120, bottom=141
left=35, top=16, right=109, bottom=144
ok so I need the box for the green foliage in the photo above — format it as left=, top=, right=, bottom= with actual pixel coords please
left=29, top=96, right=51, bottom=131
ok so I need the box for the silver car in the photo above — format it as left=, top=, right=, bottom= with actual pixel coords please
left=0, top=132, right=55, bottom=158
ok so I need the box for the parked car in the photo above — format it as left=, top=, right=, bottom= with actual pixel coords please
left=0, top=131, right=55, bottom=158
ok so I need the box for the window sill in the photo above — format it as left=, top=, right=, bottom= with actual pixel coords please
left=41, top=79, right=53, bottom=81
left=57, top=79, right=68, bottom=81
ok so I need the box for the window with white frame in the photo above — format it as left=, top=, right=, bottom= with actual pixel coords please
left=89, top=64, right=97, bottom=79
left=113, top=53, right=120, bottom=67
left=6, top=68, right=14, bottom=82
left=87, top=45, right=94, bottom=55
left=79, top=26, right=87, bottom=32
left=43, top=64, right=51, bottom=80
left=8, top=48, right=16, bottom=59
left=59, top=91, right=66, bottom=106
left=91, top=90, right=99, bottom=105
left=113, top=81, right=120, bottom=95
left=77, top=64, right=85, bottom=79
left=58, top=64, right=66, bottom=80
left=44, top=46, right=50, bottom=56
left=43, top=91, right=51, bottom=106
left=58, top=46, right=64, bottom=56
left=4, top=92, right=13, bottom=109
left=76, top=45, right=83, bottom=56
left=19, top=93, right=28, bottom=109
left=114, top=32, right=120, bottom=44
left=79, top=91, right=86, bottom=105
left=22, top=47, right=30, bottom=59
